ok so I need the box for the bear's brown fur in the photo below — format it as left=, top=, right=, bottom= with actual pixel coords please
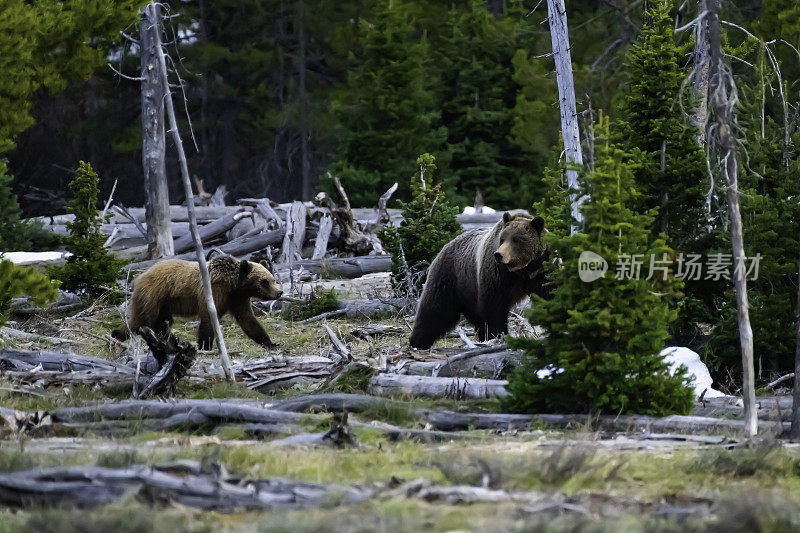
left=112, top=255, right=282, bottom=349
left=409, top=213, right=550, bottom=349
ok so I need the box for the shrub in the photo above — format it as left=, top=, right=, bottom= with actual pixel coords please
left=0, top=260, right=58, bottom=327
left=48, top=161, right=126, bottom=296
left=378, top=153, right=461, bottom=296
left=502, top=116, right=694, bottom=416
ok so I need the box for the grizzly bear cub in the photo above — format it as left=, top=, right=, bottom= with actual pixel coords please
left=113, top=255, right=282, bottom=349
left=409, top=212, right=550, bottom=349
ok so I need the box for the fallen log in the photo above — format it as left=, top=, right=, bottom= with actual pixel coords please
left=273, top=256, right=392, bottom=278
left=172, top=211, right=252, bottom=254
left=126, top=227, right=285, bottom=270
left=0, top=463, right=371, bottom=511
left=0, top=349, right=134, bottom=373
left=368, top=374, right=509, bottom=399
left=400, top=350, right=522, bottom=379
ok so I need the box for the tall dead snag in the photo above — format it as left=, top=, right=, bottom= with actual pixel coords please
left=280, top=201, right=307, bottom=264
left=140, top=4, right=174, bottom=259
left=705, top=0, right=756, bottom=436
left=690, top=0, right=711, bottom=143
left=149, top=3, right=234, bottom=381
left=546, top=0, right=584, bottom=232
left=793, top=246, right=800, bottom=439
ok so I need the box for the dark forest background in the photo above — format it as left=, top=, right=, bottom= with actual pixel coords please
left=6, top=0, right=781, bottom=216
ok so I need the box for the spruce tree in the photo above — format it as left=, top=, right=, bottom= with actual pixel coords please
left=617, top=3, right=719, bottom=345
left=327, top=0, right=446, bottom=206
left=49, top=162, right=125, bottom=296
left=503, top=116, right=694, bottom=416
left=433, top=0, right=540, bottom=209
left=378, top=154, right=461, bottom=295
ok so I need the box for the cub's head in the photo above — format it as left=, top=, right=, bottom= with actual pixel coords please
left=238, top=260, right=283, bottom=300
left=494, top=213, right=547, bottom=272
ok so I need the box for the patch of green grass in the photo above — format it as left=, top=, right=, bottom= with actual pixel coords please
left=322, top=363, right=374, bottom=394
left=357, top=398, right=417, bottom=427
left=0, top=383, right=113, bottom=412
left=282, top=288, right=340, bottom=321
left=176, top=380, right=265, bottom=400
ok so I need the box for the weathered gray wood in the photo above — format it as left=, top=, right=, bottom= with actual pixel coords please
left=691, top=0, right=711, bottom=143
left=172, top=211, right=252, bottom=254
left=140, top=3, right=174, bottom=259
left=151, top=3, right=232, bottom=381
left=546, top=0, right=583, bottom=232
left=0, top=463, right=372, bottom=510
left=368, top=374, right=509, bottom=399
left=273, top=256, right=392, bottom=278
left=401, top=350, right=522, bottom=379
left=279, top=201, right=307, bottom=264
left=793, top=241, right=800, bottom=438
left=707, top=0, right=756, bottom=437
left=312, top=214, right=333, bottom=260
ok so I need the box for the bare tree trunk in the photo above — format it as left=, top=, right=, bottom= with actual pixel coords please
left=546, top=0, right=584, bottom=233
left=297, top=0, right=312, bottom=200
left=149, top=3, right=234, bottom=381
left=792, top=243, right=800, bottom=439
left=140, top=4, right=174, bottom=259
left=707, top=0, right=756, bottom=436
left=691, top=0, right=711, bottom=143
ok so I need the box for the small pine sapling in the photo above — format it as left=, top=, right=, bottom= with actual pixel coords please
left=0, top=260, right=58, bottom=327
left=378, top=154, right=461, bottom=296
left=49, top=161, right=126, bottom=296
left=503, top=116, right=695, bottom=416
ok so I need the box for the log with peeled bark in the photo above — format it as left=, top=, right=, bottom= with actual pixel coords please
left=368, top=373, right=510, bottom=399
left=273, top=255, right=392, bottom=278
left=312, top=214, right=333, bottom=260
left=279, top=201, right=307, bottom=263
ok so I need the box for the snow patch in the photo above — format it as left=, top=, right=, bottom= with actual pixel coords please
left=1, top=251, right=71, bottom=265
left=660, top=346, right=726, bottom=398
left=462, top=206, right=497, bottom=215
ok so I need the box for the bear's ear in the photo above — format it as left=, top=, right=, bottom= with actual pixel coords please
left=503, top=212, right=512, bottom=225
left=238, top=260, right=253, bottom=284
left=259, top=259, right=273, bottom=272
left=530, top=216, right=545, bottom=234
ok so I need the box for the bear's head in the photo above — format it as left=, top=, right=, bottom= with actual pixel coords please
left=494, top=213, right=547, bottom=272
left=238, top=260, right=283, bottom=300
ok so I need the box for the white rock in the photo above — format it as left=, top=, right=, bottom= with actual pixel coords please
left=660, top=346, right=726, bottom=398
left=461, top=206, right=497, bottom=215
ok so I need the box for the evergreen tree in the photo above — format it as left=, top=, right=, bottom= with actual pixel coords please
left=503, top=116, right=694, bottom=416
left=433, top=0, right=541, bottom=209
left=49, top=162, right=125, bottom=296
left=327, top=0, right=446, bottom=206
left=0, top=160, right=27, bottom=250
left=0, top=0, right=139, bottom=153
left=616, top=3, right=720, bottom=346
left=378, top=154, right=461, bottom=295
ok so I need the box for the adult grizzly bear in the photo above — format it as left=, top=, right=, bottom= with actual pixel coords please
left=409, top=213, right=549, bottom=349
left=113, top=255, right=282, bottom=349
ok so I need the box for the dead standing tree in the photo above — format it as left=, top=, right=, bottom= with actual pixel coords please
left=140, top=4, right=174, bottom=259
left=700, top=0, right=756, bottom=436
left=148, top=2, right=234, bottom=381
left=546, top=0, right=584, bottom=233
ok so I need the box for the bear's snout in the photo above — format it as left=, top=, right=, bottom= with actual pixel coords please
left=275, top=290, right=284, bottom=299
left=494, top=251, right=504, bottom=263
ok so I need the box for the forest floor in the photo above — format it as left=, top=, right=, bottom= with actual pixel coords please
left=1, top=274, right=799, bottom=532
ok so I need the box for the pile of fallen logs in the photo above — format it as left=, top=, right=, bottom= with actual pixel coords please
left=26, top=178, right=529, bottom=279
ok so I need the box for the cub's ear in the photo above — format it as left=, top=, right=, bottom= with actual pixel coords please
left=531, top=216, right=545, bottom=234
left=502, top=212, right=512, bottom=225
left=238, top=260, right=253, bottom=284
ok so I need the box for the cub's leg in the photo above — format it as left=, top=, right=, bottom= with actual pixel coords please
left=197, top=309, right=215, bottom=350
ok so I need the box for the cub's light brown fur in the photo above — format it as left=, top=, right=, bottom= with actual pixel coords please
left=113, top=256, right=282, bottom=349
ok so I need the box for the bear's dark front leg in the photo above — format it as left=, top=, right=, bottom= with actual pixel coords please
left=410, top=284, right=460, bottom=350
left=197, top=310, right=215, bottom=350
left=231, top=299, right=278, bottom=348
